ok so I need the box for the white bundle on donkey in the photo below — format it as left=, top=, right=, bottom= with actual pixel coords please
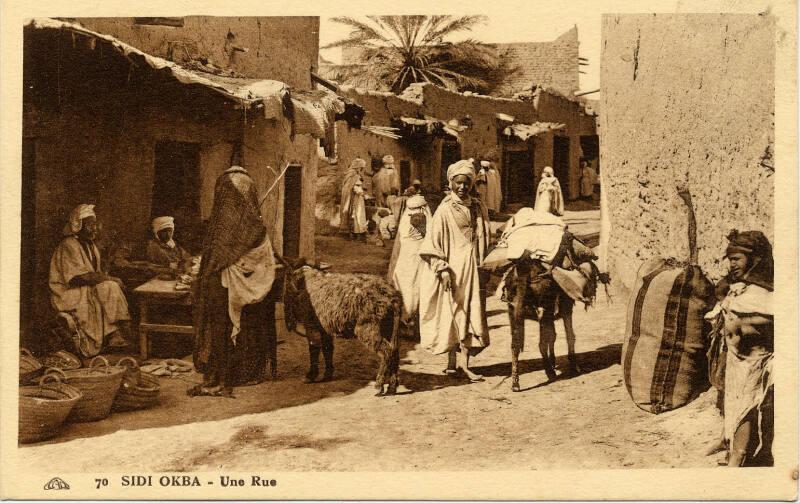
left=481, top=207, right=609, bottom=391
left=622, top=189, right=716, bottom=414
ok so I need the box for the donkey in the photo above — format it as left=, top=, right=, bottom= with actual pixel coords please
left=502, top=232, right=605, bottom=391
left=277, top=256, right=403, bottom=396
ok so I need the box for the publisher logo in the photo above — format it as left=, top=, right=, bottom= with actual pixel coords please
left=44, top=477, right=70, bottom=490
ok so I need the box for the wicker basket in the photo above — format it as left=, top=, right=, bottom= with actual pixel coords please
left=112, top=357, right=160, bottom=412
left=19, top=370, right=82, bottom=443
left=19, top=348, right=43, bottom=385
left=61, top=356, right=125, bottom=422
left=40, top=350, right=82, bottom=371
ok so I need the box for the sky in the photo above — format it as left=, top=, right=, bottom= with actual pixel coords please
left=318, top=0, right=773, bottom=94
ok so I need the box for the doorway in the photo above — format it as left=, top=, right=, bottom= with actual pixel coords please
left=580, top=134, right=600, bottom=173
left=282, top=164, right=303, bottom=259
left=399, top=160, right=411, bottom=190
left=552, top=136, right=570, bottom=191
left=21, top=138, right=36, bottom=341
left=502, top=145, right=534, bottom=207
left=151, top=141, right=201, bottom=233
left=440, top=141, right=461, bottom=188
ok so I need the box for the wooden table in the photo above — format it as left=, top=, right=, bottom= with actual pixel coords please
left=133, top=278, right=193, bottom=360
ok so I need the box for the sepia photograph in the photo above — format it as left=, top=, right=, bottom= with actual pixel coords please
left=0, top=0, right=797, bottom=500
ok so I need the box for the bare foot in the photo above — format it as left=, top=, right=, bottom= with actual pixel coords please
left=461, top=367, right=484, bottom=382
left=706, top=438, right=727, bottom=456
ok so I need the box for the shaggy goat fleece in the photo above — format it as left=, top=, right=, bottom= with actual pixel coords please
left=299, top=268, right=400, bottom=345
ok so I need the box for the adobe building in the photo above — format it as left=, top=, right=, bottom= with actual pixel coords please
left=316, top=81, right=597, bottom=224
left=599, top=14, right=775, bottom=291
left=21, top=18, right=358, bottom=345
left=63, top=16, right=320, bottom=89
left=492, top=26, right=581, bottom=98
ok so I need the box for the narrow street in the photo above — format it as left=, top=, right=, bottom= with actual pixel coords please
left=19, top=213, right=723, bottom=472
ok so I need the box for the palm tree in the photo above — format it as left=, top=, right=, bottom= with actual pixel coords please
left=323, top=16, right=517, bottom=95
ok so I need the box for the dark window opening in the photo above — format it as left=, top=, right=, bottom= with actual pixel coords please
left=282, top=165, right=303, bottom=259
left=151, top=141, right=201, bottom=241
left=134, top=17, right=185, bottom=27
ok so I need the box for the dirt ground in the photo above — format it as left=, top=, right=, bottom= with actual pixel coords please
left=19, top=223, right=725, bottom=471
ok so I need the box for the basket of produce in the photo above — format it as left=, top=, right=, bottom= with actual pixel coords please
left=61, top=356, right=125, bottom=422
left=112, top=357, right=160, bottom=412
left=40, top=350, right=82, bottom=371
left=19, top=348, right=44, bottom=385
left=19, top=370, right=82, bottom=443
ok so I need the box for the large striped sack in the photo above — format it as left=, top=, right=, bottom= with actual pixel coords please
left=622, top=258, right=715, bottom=414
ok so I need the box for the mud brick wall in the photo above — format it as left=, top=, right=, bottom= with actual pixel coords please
left=494, top=26, right=580, bottom=97
left=599, top=14, right=775, bottom=291
left=74, top=17, right=320, bottom=89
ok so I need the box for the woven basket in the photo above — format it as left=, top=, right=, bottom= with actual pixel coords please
left=112, top=357, right=160, bottom=412
left=19, top=348, right=43, bottom=385
left=40, top=350, right=82, bottom=371
left=19, top=370, right=82, bottom=443
left=61, top=356, right=125, bottom=422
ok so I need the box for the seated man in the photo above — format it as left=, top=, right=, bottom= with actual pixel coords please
left=49, top=204, right=131, bottom=356
left=146, top=216, right=192, bottom=275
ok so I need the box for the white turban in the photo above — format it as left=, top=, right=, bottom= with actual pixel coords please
left=382, top=155, right=395, bottom=165
left=447, top=160, right=476, bottom=182
left=406, top=194, right=427, bottom=209
left=152, top=216, right=175, bottom=235
left=63, top=204, right=96, bottom=236
left=542, top=166, right=555, bottom=177
left=152, top=216, right=176, bottom=248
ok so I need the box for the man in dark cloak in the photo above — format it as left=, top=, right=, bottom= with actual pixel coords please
left=190, top=166, right=277, bottom=397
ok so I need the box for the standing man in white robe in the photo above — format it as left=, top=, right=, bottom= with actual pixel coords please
left=339, top=158, right=369, bottom=240
left=49, top=204, right=131, bottom=357
left=418, top=160, right=491, bottom=381
left=387, top=195, right=432, bottom=332
left=484, top=161, right=502, bottom=213
left=372, top=155, right=400, bottom=207
left=534, top=166, right=565, bottom=216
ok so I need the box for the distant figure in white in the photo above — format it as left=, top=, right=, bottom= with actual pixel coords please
left=534, top=166, right=565, bottom=216
left=579, top=159, right=598, bottom=202
left=372, top=155, right=401, bottom=207
left=339, top=158, right=369, bottom=241
left=386, top=194, right=433, bottom=333
left=477, top=160, right=502, bottom=213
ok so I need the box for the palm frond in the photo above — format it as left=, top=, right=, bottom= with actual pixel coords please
left=422, top=15, right=487, bottom=44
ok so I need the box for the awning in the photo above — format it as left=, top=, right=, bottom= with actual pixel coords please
left=502, top=122, right=565, bottom=141
left=397, top=116, right=466, bottom=139
left=26, top=18, right=363, bottom=145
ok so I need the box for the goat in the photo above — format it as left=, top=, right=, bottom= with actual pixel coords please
left=277, top=257, right=403, bottom=396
